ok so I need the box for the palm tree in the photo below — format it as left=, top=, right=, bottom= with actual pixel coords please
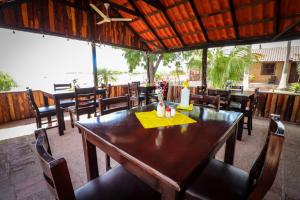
left=96, top=68, right=122, bottom=86
left=208, top=46, right=260, bottom=89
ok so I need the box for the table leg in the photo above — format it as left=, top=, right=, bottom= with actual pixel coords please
left=224, top=124, right=237, bottom=165
left=237, top=115, right=244, bottom=141
left=55, top=96, right=64, bottom=136
left=145, top=89, right=149, bottom=105
left=82, top=132, right=99, bottom=181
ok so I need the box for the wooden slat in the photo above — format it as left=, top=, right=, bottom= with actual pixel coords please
left=269, top=93, right=278, bottom=115
left=264, top=93, right=273, bottom=117
left=291, top=96, right=300, bottom=122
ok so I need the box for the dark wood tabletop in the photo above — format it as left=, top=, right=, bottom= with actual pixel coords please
left=76, top=103, right=242, bottom=200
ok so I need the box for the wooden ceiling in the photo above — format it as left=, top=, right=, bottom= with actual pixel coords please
left=0, top=0, right=300, bottom=53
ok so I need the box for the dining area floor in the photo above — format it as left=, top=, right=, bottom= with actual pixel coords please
left=0, top=116, right=299, bottom=200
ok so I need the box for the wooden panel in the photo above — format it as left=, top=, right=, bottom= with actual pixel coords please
left=291, top=96, right=300, bottom=122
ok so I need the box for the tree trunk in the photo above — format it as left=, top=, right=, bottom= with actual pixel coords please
left=147, top=54, right=163, bottom=85
left=149, top=61, right=155, bottom=84
left=278, top=41, right=291, bottom=89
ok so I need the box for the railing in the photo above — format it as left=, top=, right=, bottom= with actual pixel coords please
left=0, top=85, right=299, bottom=124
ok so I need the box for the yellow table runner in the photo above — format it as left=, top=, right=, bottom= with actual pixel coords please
left=135, top=110, right=197, bottom=129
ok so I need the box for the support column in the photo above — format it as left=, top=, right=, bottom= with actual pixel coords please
left=91, top=42, right=98, bottom=87
left=146, top=52, right=150, bottom=84
left=202, top=47, right=208, bottom=87
left=278, top=41, right=291, bottom=89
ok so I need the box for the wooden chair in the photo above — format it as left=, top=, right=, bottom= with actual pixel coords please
left=229, top=85, right=243, bottom=92
left=27, top=88, right=62, bottom=129
left=207, top=89, right=231, bottom=110
left=196, top=85, right=207, bottom=95
left=54, top=83, right=72, bottom=91
left=185, top=114, right=285, bottom=200
left=34, top=128, right=160, bottom=200
left=68, top=87, right=97, bottom=131
left=99, top=95, right=130, bottom=171
left=190, top=94, right=220, bottom=111
left=54, top=83, right=75, bottom=108
left=244, top=88, right=260, bottom=134
left=128, top=82, right=145, bottom=107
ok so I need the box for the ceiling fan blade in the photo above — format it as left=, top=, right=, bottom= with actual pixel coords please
left=90, top=3, right=108, bottom=19
left=110, top=18, right=132, bottom=22
left=97, top=19, right=110, bottom=25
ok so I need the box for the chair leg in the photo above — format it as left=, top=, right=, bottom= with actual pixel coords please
left=105, top=154, right=111, bottom=171
left=76, top=115, right=81, bottom=134
left=247, top=117, right=251, bottom=135
left=47, top=116, right=51, bottom=125
left=61, top=112, right=66, bottom=130
left=250, top=116, right=253, bottom=130
left=36, top=117, right=41, bottom=128
left=69, top=111, right=74, bottom=128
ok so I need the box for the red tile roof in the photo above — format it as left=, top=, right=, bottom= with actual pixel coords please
left=252, top=46, right=300, bottom=62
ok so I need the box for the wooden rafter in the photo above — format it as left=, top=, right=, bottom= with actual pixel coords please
left=229, top=0, right=239, bottom=39
left=273, top=18, right=300, bottom=40
left=127, top=0, right=167, bottom=49
left=189, top=0, right=209, bottom=42
left=275, top=0, right=281, bottom=34
left=110, top=7, right=159, bottom=50
left=141, top=0, right=165, bottom=11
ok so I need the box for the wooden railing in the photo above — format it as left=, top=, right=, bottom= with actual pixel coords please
left=0, top=85, right=299, bottom=124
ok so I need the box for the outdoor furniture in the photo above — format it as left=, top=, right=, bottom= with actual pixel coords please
left=190, top=95, right=220, bottom=110
left=185, top=115, right=284, bottom=200
left=128, top=82, right=145, bottom=107
left=99, top=95, right=130, bottom=171
left=196, top=85, right=207, bottom=95
left=229, top=85, right=243, bottom=92
left=148, top=82, right=169, bottom=102
left=230, top=90, right=255, bottom=139
left=54, top=83, right=72, bottom=91
left=100, top=83, right=112, bottom=98
left=27, top=88, right=62, bottom=129
left=43, top=88, right=106, bottom=135
left=75, top=103, right=242, bottom=199
left=68, top=87, right=97, bottom=132
left=207, top=89, right=231, bottom=110
left=34, top=128, right=160, bottom=200
left=53, top=83, right=75, bottom=108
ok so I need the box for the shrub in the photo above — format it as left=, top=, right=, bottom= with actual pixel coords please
left=0, top=71, right=17, bottom=91
left=290, top=82, right=300, bottom=93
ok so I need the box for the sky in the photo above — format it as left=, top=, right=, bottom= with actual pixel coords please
left=0, top=28, right=299, bottom=90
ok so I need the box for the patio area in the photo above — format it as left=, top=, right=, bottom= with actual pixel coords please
left=0, top=115, right=299, bottom=200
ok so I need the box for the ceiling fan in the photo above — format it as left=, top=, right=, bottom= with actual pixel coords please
left=90, top=3, right=132, bottom=25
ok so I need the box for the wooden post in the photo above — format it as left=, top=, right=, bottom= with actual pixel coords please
left=202, top=47, right=208, bottom=87
left=146, top=52, right=150, bottom=84
left=91, top=42, right=98, bottom=87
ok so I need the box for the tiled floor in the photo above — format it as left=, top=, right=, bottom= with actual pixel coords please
left=0, top=116, right=299, bottom=200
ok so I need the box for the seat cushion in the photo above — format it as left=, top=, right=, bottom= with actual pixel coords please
left=38, top=105, right=56, bottom=114
left=185, top=159, right=253, bottom=200
left=75, top=166, right=160, bottom=200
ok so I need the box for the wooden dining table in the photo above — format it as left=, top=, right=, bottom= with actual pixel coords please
left=139, top=85, right=157, bottom=104
left=75, top=103, right=242, bottom=200
left=230, top=90, right=255, bottom=140
left=43, top=88, right=106, bottom=136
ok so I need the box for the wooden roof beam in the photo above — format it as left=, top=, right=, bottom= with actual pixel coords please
left=189, top=0, right=209, bottom=42
left=127, top=0, right=167, bottom=50
left=140, top=0, right=186, bottom=46
left=229, top=0, right=240, bottom=39
left=100, top=0, right=141, bottom=17
left=0, top=0, right=29, bottom=9
left=275, top=0, right=281, bottom=34
left=273, top=18, right=300, bottom=40
left=110, top=7, right=159, bottom=50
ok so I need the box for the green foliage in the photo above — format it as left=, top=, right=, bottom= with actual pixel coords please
left=96, top=68, right=122, bottom=86
left=208, top=46, right=260, bottom=88
left=154, top=72, right=163, bottom=81
left=290, top=82, right=300, bottom=93
left=0, top=71, right=17, bottom=91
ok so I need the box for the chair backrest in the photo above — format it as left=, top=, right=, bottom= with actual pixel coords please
left=229, top=85, right=243, bottom=92
left=248, top=114, right=285, bottom=200
left=99, top=95, right=130, bottom=115
left=207, top=89, right=231, bottom=102
left=128, top=82, right=140, bottom=97
left=34, top=128, right=52, bottom=155
left=54, top=83, right=72, bottom=91
left=35, top=129, right=75, bottom=200
left=75, top=87, right=97, bottom=115
left=196, top=86, right=207, bottom=95
left=190, top=94, right=220, bottom=110
left=26, top=88, right=40, bottom=115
